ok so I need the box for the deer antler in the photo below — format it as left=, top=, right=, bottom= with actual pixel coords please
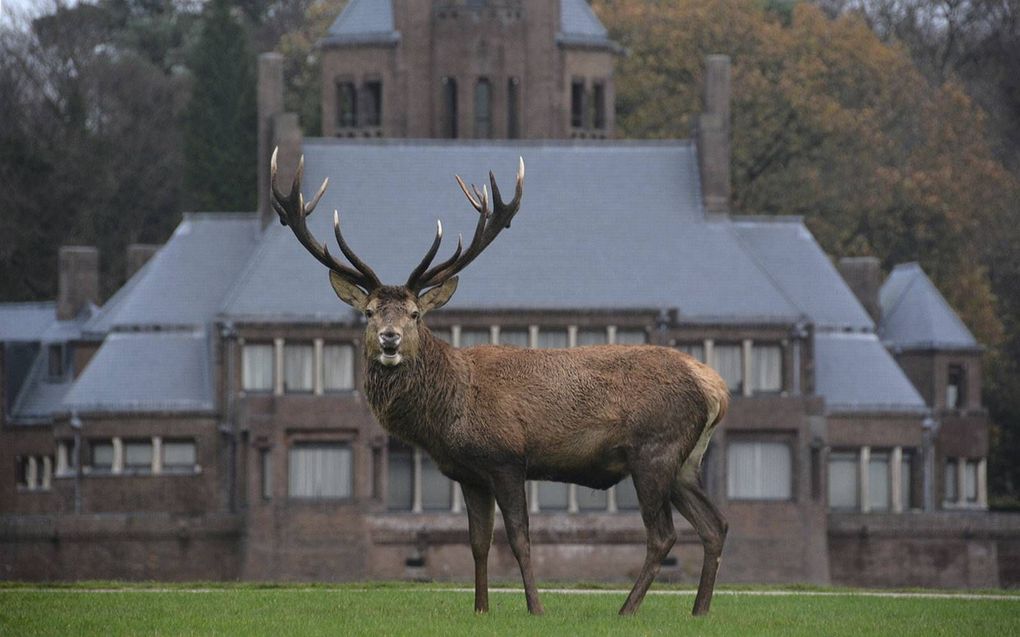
left=406, top=157, right=524, bottom=293
left=271, top=147, right=381, bottom=292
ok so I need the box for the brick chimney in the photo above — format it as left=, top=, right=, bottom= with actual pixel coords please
left=125, top=243, right=160, bottom=279
left=837, top=256, right=882, bottom=323
left=57, top=246, right=99, bottom=320
left=697, top=55, right=731, bottom=215
left=258, top=52, right=285, bottom=229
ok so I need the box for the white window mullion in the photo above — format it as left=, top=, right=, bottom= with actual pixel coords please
left=451, top=325, right=462, bottom=349
left=742, top=339, right=753, bottom=397
left=26, top=456, right=38, bottom=490
left=529, top=481, right=539, bottom=513
left=313, top=338, right=324, bottom=395
left=607, top=485, right=618, bottom=513
left=56, top=443, right=69, bottom=477
left=41, top=456, right=52, bottom=490
left=112, top=437, right=124, bottom=474
left=528, top=325, right=539, bottom=349
left=704, top=339, right=714, bottom=370
left=957, top=457, right=967, bottom=506
left=567, top=325, right=578, bottom=349
left=273, top=338, right=284, bottom=396
left=891, top=446, right=903, bottom=513
left=490, top=325, right=500, bottom=345
left=568, top=484, right=578, bottom=513
left=152, top=436, right=163, bottom=475
left=606, top=325, right=617, bottom=345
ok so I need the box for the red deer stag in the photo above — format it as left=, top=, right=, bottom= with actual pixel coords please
left=270, top=148, right=729, bottom=616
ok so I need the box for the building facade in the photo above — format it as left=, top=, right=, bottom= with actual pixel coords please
left=2, top=0, right=1017, bottom=587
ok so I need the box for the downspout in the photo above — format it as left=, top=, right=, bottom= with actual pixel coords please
left=922, top=412, right=940, bottom=512
left=70, top=411, right=82, bottom=514
left=220, top=322, right=238, bottom=513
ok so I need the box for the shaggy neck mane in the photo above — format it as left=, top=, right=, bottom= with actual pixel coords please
left=364, top=325, right=465, bottom=448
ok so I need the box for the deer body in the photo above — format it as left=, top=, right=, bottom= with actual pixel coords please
left=271, top=151, right=730, bottom=617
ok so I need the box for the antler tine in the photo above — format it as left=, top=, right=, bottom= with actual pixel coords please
left=405, top=220, right=446, bottom=290
left=269, top=147, right=381, bottom=291
left=413, top=158, right=525, bottom=291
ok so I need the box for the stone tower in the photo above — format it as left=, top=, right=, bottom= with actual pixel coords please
left=318, top=0, right=619, bottom=139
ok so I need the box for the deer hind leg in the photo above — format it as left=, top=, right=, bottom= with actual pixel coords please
left=491, top=468, right=544, bottom=615
left=671, top=471, right=728, bottom=616
left=461, top=482, right=495, bottom=613
left=619, top=463, right=677, bottom=616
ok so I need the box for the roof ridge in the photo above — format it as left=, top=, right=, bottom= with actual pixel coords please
left=722, top=220, right=807, bottom=321
left=880, top=266, right=921, bottom=333
left=915, top=270, right=977, bottom=344
left=218, top=224, right=277, bottom=317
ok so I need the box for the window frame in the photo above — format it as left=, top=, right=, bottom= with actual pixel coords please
left=725, top=435, right=795, bottom=502
left=336, top=80, right=358, bottom=129
left=162, top=439, right=198, bottom=475
left=241, top=342, right=275, bottom=393
left=282, top=341, right=315, bottom=394
left=322, top=342, right=356, bottom=393
left=473, top=77, right=492, bottom=139
left=286, top=440, right=355, bottom=501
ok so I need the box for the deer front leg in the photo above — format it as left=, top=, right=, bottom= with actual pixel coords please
left=491, top=469, right=544, bottom=615
left=460, top=482, right=495, bottom=613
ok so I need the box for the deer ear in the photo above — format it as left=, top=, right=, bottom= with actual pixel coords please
left=418, top=277, right=458, bottom=313
left=329, top=272, right=368, bottom=311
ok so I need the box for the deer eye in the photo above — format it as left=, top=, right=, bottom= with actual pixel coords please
left=364, top=309, right=374, bottom=318
left=410, top=311, right=420, bottom=321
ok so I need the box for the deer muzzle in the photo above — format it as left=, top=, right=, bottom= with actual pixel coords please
left=378, top=329, right=403, bottom=366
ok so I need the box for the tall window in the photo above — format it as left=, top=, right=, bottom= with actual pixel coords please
left=944, top=458, right=958, bottom=503
left=91, top=440, right=114, bottom=473
left=868, top=451, right=890, bottom=511
left=570, top=79, right=585, bottom=128
left=726, top=440, right=792, bottom=500
left=964, top=459, right=978, bottom=502
left=829, top=451, right=859, bottom=510
left=750, top=344, right=782, bottom=394
left=615, top=477, right=640, bottom=510
left=387, top=441, right=413, bottom=511
left=616, top=329, right=647, bottom=345
left=498, top=329, right=529, bottom=347
left=474, top=78, right=492, bottom=138
left=421, top=454, right=453, bottom=510
left=459, top=329, right=491, bottom=347
left=538, top=482, right=569, bottom=511
left=124, top=440, right=153, bottom=473
left=323, top=344, right=355, bottom=391
left=284, top=343, right=314, bottom=393
left=507, top=77, right=520, bottom=139
left=677, top=343, right=705, bottom=362
left=592, top=81, right=606, bottom=130
left=242, top=344, right=274, bottom=392
left=713, top=344, right=743, bottom=393
left=442, top=77, right=458, bottom=138
left=288, top=443, right=353, bottom=499
left=337, top=81, right=357, bottom=129
left=163, top=440, right=197, bottom=474
left=947, top=364, right=966, bottom=409
left=577, top=328, right=608, bottom=346
left=362, top=80, right=382, bottom=127
left=537, top=328, right=567, bottom=349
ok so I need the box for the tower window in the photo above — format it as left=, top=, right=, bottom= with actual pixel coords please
left=337, top=81, right=357, bottom=129
left=947, top=364, right=966, bottom=409
left=507, top=77, right=520, bottom=139
left=362, top=80, right=382, bottom=127
left=592, top=81, right=606, bottom=130
left=570, top=79, right=585, bottom=128
left=442, top=77, right=458, bottom=139
left=474, top=78, right=492, bottom=139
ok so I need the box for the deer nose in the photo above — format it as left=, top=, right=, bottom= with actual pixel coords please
left=379, top=330, right=401, bottom=350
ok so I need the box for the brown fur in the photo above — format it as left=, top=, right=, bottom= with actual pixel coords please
left=357, top=286, right=730, bottom=616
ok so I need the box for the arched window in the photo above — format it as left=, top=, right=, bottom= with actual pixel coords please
left=474, top=77, right=492, bottom=139
left=441, top=77, right=458, bottom=139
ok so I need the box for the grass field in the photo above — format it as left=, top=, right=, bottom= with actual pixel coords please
left=1, top=583, right=1018, bottom=636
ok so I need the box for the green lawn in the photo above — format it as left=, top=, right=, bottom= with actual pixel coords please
left=1, top=583, right=1018, bottom=636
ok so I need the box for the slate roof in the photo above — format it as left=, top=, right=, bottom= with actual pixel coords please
left=0, top=303, right=57, bottom=341
left=879, top=263, right=979, bottom=351
left=732, top=218, right=874, bottom=330
left=320, top=0, right=399, bottom=47
left=62, top=331, right=215, bottom=414
left=222, top=139, right=803, bottom=323
left=558, top=0, right=617, bottom=50
left=813, top=332, right=927, bottom=414
left=85, top=213, right=259, bottom=334
left=9, top=353, right=75, bottom=422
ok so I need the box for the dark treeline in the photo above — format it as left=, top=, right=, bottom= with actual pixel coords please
left=1, top=0, right=1018, bottom=504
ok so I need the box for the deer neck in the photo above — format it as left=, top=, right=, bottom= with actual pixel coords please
left=363, top=327, right=466, bottom=450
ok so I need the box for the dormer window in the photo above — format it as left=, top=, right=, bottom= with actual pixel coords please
left=947, top=364, right=966, bottom=409
left=570, top=79, right=585, bottom=128
left=337, top=81, right=357, bottom=129
left=362, top=80, right=382, bottom=127
left=47, top=343, right=65, bottom=380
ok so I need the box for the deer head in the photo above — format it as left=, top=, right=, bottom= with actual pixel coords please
left=270, top=148, right=524, bottom=366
